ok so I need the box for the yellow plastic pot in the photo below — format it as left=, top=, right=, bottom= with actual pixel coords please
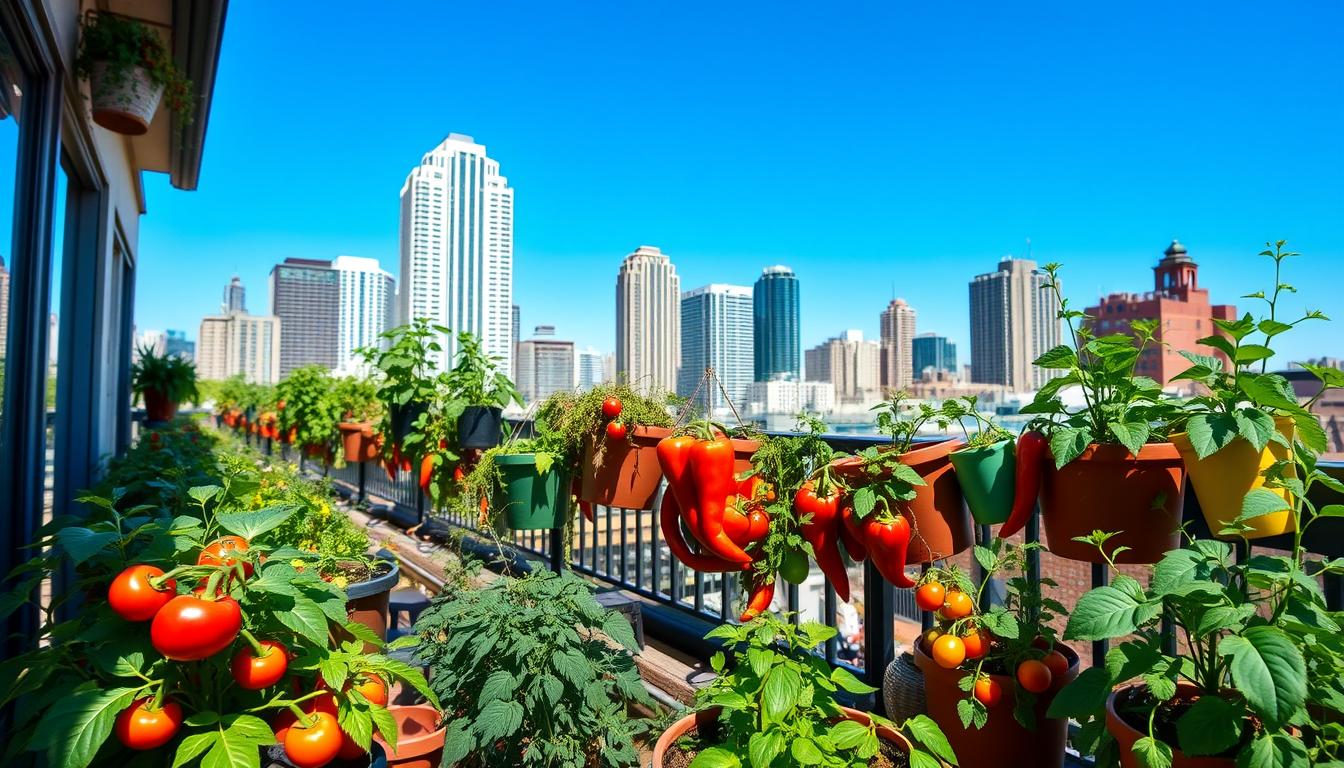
left=1171, top=416, right=1296, bottom=540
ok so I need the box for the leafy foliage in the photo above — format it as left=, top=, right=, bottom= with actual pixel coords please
left=407, top=570, right=650, bottom=768
left=744, top=413, right=842, bottom=580
left=75, top=12, right=192, bottom=116
left=536, top=382, right=674, bottom=468
left=274, top=365, right=342, bottom=453
left=445, top=330, right=523, bottom=409
left=131, top=344, right=199, bottom=407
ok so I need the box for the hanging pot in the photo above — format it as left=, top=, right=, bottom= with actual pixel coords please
left=339, top=422, right=382, bottom=463
left=949, top=439, right=1016, bottom=525
left=1106, top=683, right=1236, bottom=768
left=915, top=639, right=1078, bottom=768
left=831, top=437, right=971, bottom=562
left=142, top=388, right=178, bottom=424
left=388, top=401, right=429, bottom=443
left=651, top=706, right=912, bottom=767
left=579, top=426, right=671, bottom=510
left=492, top=453, right=569, bottom=530
left=89, top=63, right=164, bottom=136
left=1172, top=416, right=1296, bottom=540
left=882, top=650, right=927, bottom=724
left=1040, top=442, right=1185, bottom=564
left=458, top=406, right=503, bottom=450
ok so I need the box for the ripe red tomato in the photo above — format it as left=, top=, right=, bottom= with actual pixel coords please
left=961, top=627, right=990, bottom=660
left=1042, top=649, right=1069, bottom=681
left=284, top=711, right=342, bottom=768
left=941, top=590, right=974, bottom=620
left=973, top=676, right=1002, bottom=707
left=108, top=565, right=176, bottom=622
left=605, top=421, right=627, bottom=441
left=350, top=675, right=388, bottom=707
left=114, top=697, right=182, bottom=750
left=601, top=397, right=622, bottom=419
left=915, top=582, right=945, bottom=612
left=273, top=709, right=299, bottom=742
left=306, top=690, right=339, bottom=717
left=1016, top=659, right=1053, bottom=693
left=231, top=640, right=289, bottom=690
left=198, top=536, right=254, bottom=579
left=931, top=635, right=966, bottom=669
left=150, top=595, right=242, bottom=661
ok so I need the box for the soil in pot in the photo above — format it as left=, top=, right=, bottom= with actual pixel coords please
left=831, top=438, right=972, bottom=562
left=1106, top=683, right=1249, bottom=768
left=493, top=453, right=570, bottom=530
left=654, top=707, right=911, bottom=768
left=948, top=439, right=1015, bottom=525
left=914, top=639, right=1078, bottom=768
left=458, top=406, right=504, bottom=449
left=1040, top=442, right=1185, bottom=564
left=1172, top=416, right=1296, bottom=540
left=579, top=425, right=671, bottom=510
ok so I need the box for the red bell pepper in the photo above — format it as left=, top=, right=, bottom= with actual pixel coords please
left=1000, top=430, right=1047, bottom=539
left=839, top=505, right=868, bottom=562
left=689, top=435, right=753, bottom=564
left=723, top=501, right=769, bottom=549
left=866, top=514, right=915, bottom=588
left=795, top=481, right=850, bottom=602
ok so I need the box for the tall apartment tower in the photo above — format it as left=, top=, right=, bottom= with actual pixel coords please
left=912, top=333, right=957, bottom=377
left=510, top=304, right=521, bottom=381
left=879, top=298, right=917, bottom=393
left=805, top=330, right=882, bottom=404
left=753, top=265, right=800, bottom=382
left=576, top=347, right=606, bottom=390
left=679, top=284, right=753, bottom=414
left=0, top=256, right=10, bottom=356
left=398, top=133, right=514, bottom=375
left=269, top=258, right=339, bottom=376
left=332, top=256, right=395, bottom=375
left=224, top=275, right=246, bottom=313
left=615, top=246, right=680, bottom=394
left=515, top=325, right=575, bottom=404
left=969, top=257, right=1061, bottom=391
left=197, top=312, right=281, bottom=384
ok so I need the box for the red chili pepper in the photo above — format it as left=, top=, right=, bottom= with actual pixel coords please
left=839, top=505, right=868, bottom=562
left=659, top=490, right=742, bottom=574
left=867, top=514, right=915, bottom=588
left=689, top=435, right=753, bottom=564
left=419, top=454, right=435, bottom=493
left=1000, top=430, right=1047, bottom=539
left=657, top=435, right=702, bottom=540
left=795, top=481, right=850, bottom=602
left=740, top=571, right=776, bottom=621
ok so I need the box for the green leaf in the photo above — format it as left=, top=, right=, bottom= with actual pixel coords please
left=790, top=737, right=824, bottom=765
left=1233, top=409, right=1277, bottom=452
left=1152, top=549, right=1207, bottom=596
left=215, top=504, right=299, bottom=540
left=1219, top=626, right=1306, bottom=730
left=1240, top=489, right=1292, bottom=522
left=172, top=733, right=216, bottom=768
left=748, top=731, right=785, bottom=767
left=1133, top=736, right=1173, bottom=768
left=830, top=665, right=876, bottom=695
left=188, top=485, right=221, bottom=505
left=851, top=485, right=878, bottom=518
left=905, top=714, right=958, bottom=764
left=763, top=665, right=802, bottom=721
left=477, top=669, right=517, bottom=708
left=1064, top=584, right=1143, bottom=641
left=689, top=746, right=742, bottom=768
left=274, top=593, right=332, bottom=646
left=1185, top=413, right=1239, bottom=460
left=979, top=607, right=1020, bottom=640
left=440, top=719, right=474, bottom=766
left=1107, top=418, right=1150, bottom=459
left=475, top=699, right=524, bottom=743
left=1034, top=345, right=1078, bottom=369
left=1047, top=667, right=1113, bottom=719
left=55, top=528, right=120, bottom=566
left=828, top=719, right=870, bottom=749
left=34, top=684, right=139, bottom=768
left=1236, top=344, right=1274, bottom=364
left=1240, top=732, right=1309, bottom=768
left=1176, top=695, right=1241, bottom=756
left=199, top=714, right=273, bottom=768
left=1049, top=427, right=1092, bottom=469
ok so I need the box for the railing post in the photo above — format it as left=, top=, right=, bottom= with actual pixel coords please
left=1091, top=563, right=1109, bottom=665
left=357, top=459, right=366, bottom=504
left=549, top=520, right=565, bottom=573
left=863, top=559, right=894, bottom=713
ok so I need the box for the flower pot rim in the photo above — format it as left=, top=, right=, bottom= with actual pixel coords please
left=950, top=438, right=1013, bottom=458
left=651, top=706, right=909, bottom=766
left=1055, top=441, right=1182, bottom=464
left=372, top=703, right=445, bottom=758
left=344, top=552, right=399, bottom=600
left=493, top=452, right=542, bottom=466
left=1105, top=681, right=1242, bottom=764
left=830, top=436, right=963, bottom=473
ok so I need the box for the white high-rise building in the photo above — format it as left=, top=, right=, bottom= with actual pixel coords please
left=333, top=255, right=395, bottom=375
left=515, top=326, right=575, bottom=404
left=679, top=284, right=753, bottom=415
left=615, top=246, right=679, bottom=394
left=399, top=133, right=514, bottom=375
left=576, top=347, right=606, bottom=390
left=879, top=298, right=917, bottom=393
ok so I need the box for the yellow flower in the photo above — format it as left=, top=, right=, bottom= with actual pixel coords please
left=318, top=502, right=330, bottom=517
left=290, top=559, right=305, bottom=568
left=333, top=576, right=348, bottom=590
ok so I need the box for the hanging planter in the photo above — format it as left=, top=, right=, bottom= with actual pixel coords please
left=340, top=422, right=381, bottom=463
left=1172, top=416, right=1296, bottom=540
left=949, top=438, right=1016, bottom=525
left=1040, top=442, right=1185, bottom=564
left=578, top=425, right=670, bottom=510
left=89, top=63, right=163, bottom=135
left=491, top=453, right=569, bottom=531
left=75, top=12, right=192, bottom=136
left=458, top=405, right=503, bottom=450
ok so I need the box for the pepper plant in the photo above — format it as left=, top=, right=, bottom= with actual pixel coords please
left=274, top=365, right=341, bottom=453
left=131, top=345, right=200, bottom=409
left=445, top=330, right=523, bottom=409
left=688, top=612, right=957, bottom=768
left=359, top=319, right=460, bottom=477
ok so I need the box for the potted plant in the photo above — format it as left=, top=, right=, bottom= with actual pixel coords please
left=538, top=383, right=675, bottom=511
left=943, top=397, right=1018, bottom=525
left=461, top=415, right=568, bottom=532
left=910, top=538, right=1078, bottom=768
left=403, top=569, right=650, bottom=767
left=653, top=611, right=957, bottom=767
left=1018, top=263, right=1185, bottom=564
left=833, top=392, right=971, bottom=579
left=131, top=344, right=199, bottom=423
left=444, top=331, right=522, bottom=450
left=334, top=376, right=384, bottom=464
left=74, top=12, right=192, bottom=135
left=1168, top=241, right=1336, bottom=540
left=276, top=365, right=341, bottom=464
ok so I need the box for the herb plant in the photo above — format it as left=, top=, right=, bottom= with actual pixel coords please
left=359, top=319, right=459, bottom=467
left=75, top=12, right=192, bottom=117
left=274, top=365, right=340, bottom=452
left=536, top=382, right=674, bottom=467
left=446, top=331, right=523, bottom=409
left=131, top=344, right=199, bottom=407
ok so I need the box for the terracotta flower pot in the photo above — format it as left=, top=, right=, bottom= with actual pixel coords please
left=651, top=706, right=910, bottom=767
left=1106, top=683, right=1235, bottom=768
left=1172, top=416, right=1296, bottom=541
left=1040, top=442, right=1185, bottom=564
left=142, top=388, right=178, bottom=423
left=914, top=639, right=1078, bottom=768
left=832, top=438, right=972, bottom=562
left=372, top=705, right=444, bottom=768
left=578, top=425, right=672, bottom=510
left=339, top=422, right=382, bottom=463
left=303, top=444, right=334, bottom=465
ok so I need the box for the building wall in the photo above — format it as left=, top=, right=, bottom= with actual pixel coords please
left=576, top=347, right=605, bottom=390
left=879, top=298, right=916, bottom=392
left=912, top=333, right=957, bottom=377
left=753, top=265, right=800, bottom=381
left=333, top=255, right=395, bottom=375
left=680, top=284, right=753, bottom=414
left=805, top=331, right=881, bottom=404
left=270, top=258, right=339, bottom=376
left=197, top=313, right=281, bottom=384
left=616, top=246, right=680, bottom=394
left=517, top=337, right=576, bottom=404
left=969, top=258, right=1060, bottom=391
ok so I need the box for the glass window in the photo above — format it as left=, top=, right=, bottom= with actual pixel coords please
left=0, top=26, right=29, bottom=450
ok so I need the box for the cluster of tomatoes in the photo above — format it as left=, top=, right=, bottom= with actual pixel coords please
left=104, top=535, right=381, bottom=767
left=914, top=580, right=1069, bottom=709
left=600, top=396, right=627, bottom=441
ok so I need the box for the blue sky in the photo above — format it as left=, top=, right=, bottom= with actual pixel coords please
left=132, top=1, right=1343, bottom=365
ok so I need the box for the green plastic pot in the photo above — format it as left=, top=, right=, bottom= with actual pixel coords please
left=493, top=453, right=570, bottom=530
left=948, top=439, right=1015, bottom=525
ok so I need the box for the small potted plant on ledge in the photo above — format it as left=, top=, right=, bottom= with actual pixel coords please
left=943, top=396, right=1018, bottom=526
left=461, top=414, right=568, bottom=532
left=653, top=611, right=958, bottom=767
left=132, top=344, right=199, bottom=424
left=275, top=365, right=341, bottom=464
left=1017, top=263, right=1185, bottom=564
left=445, top=331, right=522, bottom=450
left=74, top=11, right=192, bottom=135
left=334, top=375, right=384, bottom=464
left=360, top=319, right=445, bottom=452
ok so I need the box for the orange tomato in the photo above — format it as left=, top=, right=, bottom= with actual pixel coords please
left=973, top=675, right=1002, bottom=707
left=1043, top=649, right=1069, bottom=681
left=931, top=634, right=967, bottom=669
left=941, top=590, right=974, bottom=620
left=349, top=675, right=388, bottom=707
left=1016, top=659, right=1053, bottom=693
left=915, top=582, right=946, bottom=612
left=961, top=627, right=990, bottom=660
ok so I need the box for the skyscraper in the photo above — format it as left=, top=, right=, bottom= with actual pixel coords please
left=515, top=326, right=575, bottom=404
left=511, top=304, right=521, bottom=381
left=679, top=284, right=753, bottom=414
left=332, top=255, right=395, bottom=375
left=753, top=265, right=800, bottom=382
left=879, top=298, right=917, bottom=392
left=912, top=333, right=958, bottom=377
left=576, top=347, right=606, bottom=390
left=224, top=275, right=246, bottom=313
left=0, top=256, right=10, bottom=357
left=198, top=312, right=281, bottom=384
left=805, top=331, right=882, bottom=404
left=399, top=133, right=514, bottom=375
left=164, top=330, right=195, bottom=360
left=270, top=258, right=340, bottom=376
left=969, top=257, right=1061, bottom=391
left=615, top=246, right=680, bottom=394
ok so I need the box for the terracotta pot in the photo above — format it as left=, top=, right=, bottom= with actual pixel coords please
left=915, top=639, right=1078, bottom=768
left=89, top=63, right=164, bottom=135
left=832, top=438, right=971, bottom=562
left=303, top=444, right=334, bottom=464
left=579, top=425, right=671, bottom=510
left=1106, top=683, right=1235, bottom=768
left=651, top=706, right=910, bottom=766
left=339, top=422, right=382, bottom=463
left=1172, top=416, right=1296, bottom=541
left=372, top=705, right=444, bottom=768
left=1040, top=442, right=1185, bottom=564
left=345, top=557, right=399, bottom=648
left=142, top=388, right=178, bottom=423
